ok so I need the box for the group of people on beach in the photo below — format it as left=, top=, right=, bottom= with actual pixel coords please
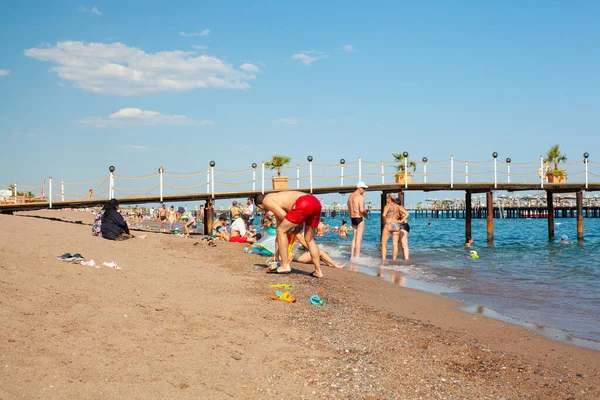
left=95, top=181, right=410, bottom=278
left=250, top=181, right=411, bottom=278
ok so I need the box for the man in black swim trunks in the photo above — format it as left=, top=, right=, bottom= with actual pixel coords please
left=347, top=181, right=368, bottom=258
left=158, top=204, right=168, bottom=230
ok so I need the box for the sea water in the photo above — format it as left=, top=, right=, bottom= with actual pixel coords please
left=314, top=213, right=600, bottom=347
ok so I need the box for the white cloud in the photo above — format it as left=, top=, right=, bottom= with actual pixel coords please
left=179, top=29, right=210, bottom=37
left=272, top=118, right=301, bottom=126
left=25, top=41, right=256, bottom=95
left=76, top=108, right=215, bottom=128
left=342, top=44, right=356, bottom=52
left=239, top=63, right=261, bottom=73
left=122, top=145, right=149, bottom=151
left=0, top=69, right=9, bottom=77
left=292, top=51, right=328, bottom=66
left=77, top=6, right=102, bottom=15
left=192, top=45, right=208, bottom=51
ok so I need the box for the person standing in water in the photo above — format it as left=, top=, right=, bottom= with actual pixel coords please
left=339, top=220, right=348, bottom=239
left=348, top=182, right=368, bottom=259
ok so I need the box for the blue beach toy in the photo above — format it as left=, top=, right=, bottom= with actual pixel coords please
left=310, top=295, right=324, bottom=306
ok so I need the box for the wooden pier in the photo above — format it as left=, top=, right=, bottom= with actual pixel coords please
left=2, top=182, right=600, bottom=242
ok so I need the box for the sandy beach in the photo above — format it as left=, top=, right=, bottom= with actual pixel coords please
left=0, top=210, right=598, bottom=399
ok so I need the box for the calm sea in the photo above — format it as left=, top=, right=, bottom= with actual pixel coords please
left=313, top=213, right=600, bottom=349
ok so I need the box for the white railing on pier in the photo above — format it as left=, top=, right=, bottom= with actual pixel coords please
left=2, top=153, right=597, bottom=205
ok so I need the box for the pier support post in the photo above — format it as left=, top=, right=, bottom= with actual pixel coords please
left=547, top=191, right=554, bottom=241
left=398, top=191, right=405, bottom=207
left=486, top=191, right=494, bottom=243
left=465, top=191, right=472, bottom=242
left=576, top=190, right=584, bottom=242
left=203, top=200, right=214, bottom=236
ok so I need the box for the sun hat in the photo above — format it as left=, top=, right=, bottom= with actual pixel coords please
left=356, top=181, right=368, bottom=189
left=469, top=250, right=478, bottom=254
left=560, top=234, right=568, bottom=241
left=177, top=207, right=185, bottom=213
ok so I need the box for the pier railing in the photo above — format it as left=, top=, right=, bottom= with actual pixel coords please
left=1, top=153, right=598, bottom=205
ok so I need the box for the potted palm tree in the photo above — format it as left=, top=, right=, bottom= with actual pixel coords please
left=544, top=144, right=567, bottom=183
left=392, top=152, right=417, bottom=184
left=265, top=155, right=292, bottom=190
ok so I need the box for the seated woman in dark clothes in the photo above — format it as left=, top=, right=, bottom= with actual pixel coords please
left=101, top=199, right=134, bottom=241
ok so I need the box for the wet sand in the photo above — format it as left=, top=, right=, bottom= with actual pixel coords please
left=1, top=210, right=599, bottom=399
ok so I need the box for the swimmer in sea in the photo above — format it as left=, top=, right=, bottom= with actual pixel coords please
left=339, top=220, right=348, bottom=239
left=317, top=219, right=325, bottom=236
left=559, top=234, right=574, bottom=245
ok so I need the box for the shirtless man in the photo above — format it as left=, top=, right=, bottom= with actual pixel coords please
left=348, top=182, right=368, bottom=258
left=158, top=204, right=168, bottom=230
left=230, top=201, right=243, bottom=221
left=255, top=191, right=323, bottom=278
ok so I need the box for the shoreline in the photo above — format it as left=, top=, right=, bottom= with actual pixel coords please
left=19, top=209, right=600, bottom=351
left=2, top=210, right=599, bottom=398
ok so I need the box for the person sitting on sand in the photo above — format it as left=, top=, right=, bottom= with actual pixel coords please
left=229, top=214, right=258, bottom=243
left=101, top=199, right=134, bottom=241
left=211, top=214, right=230, bottom=241
left=255, top=191, right=324, bottom=278
left=293, top=232, right=347, bottom=269
left=261, top=211, right=275, bottom=233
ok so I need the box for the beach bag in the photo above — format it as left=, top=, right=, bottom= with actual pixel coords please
left=92, top=210, right=105, bottom=237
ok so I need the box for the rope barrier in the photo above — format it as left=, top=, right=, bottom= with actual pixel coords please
left=114, top=172, right=159, bottom=181
left=163, top=183, right=207, bottom=190
left=63, top=177, right=109, bottom=186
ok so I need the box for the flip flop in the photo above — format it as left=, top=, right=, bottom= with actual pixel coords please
left=310, top=272, right=324, bottom=279
left=266, top=268, right=291, bottom=274
left=208, top=241, right=217, bottom=247
left=56, top=253, right=72, bottom=260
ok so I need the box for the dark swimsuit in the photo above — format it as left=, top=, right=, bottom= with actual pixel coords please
left=351, top=217, right=363, bottom=227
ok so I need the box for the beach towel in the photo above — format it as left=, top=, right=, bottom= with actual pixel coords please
left=92, top=210, right=105, bottom=237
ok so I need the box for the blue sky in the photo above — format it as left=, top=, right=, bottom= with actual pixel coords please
left=1, top=1, right=599, bottom=206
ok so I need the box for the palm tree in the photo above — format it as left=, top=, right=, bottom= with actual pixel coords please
left=265, top=155, right=292, bottom=177
left=544, top=144, right=567, bottom=171
left=392, top=152, right=417, bottom=175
